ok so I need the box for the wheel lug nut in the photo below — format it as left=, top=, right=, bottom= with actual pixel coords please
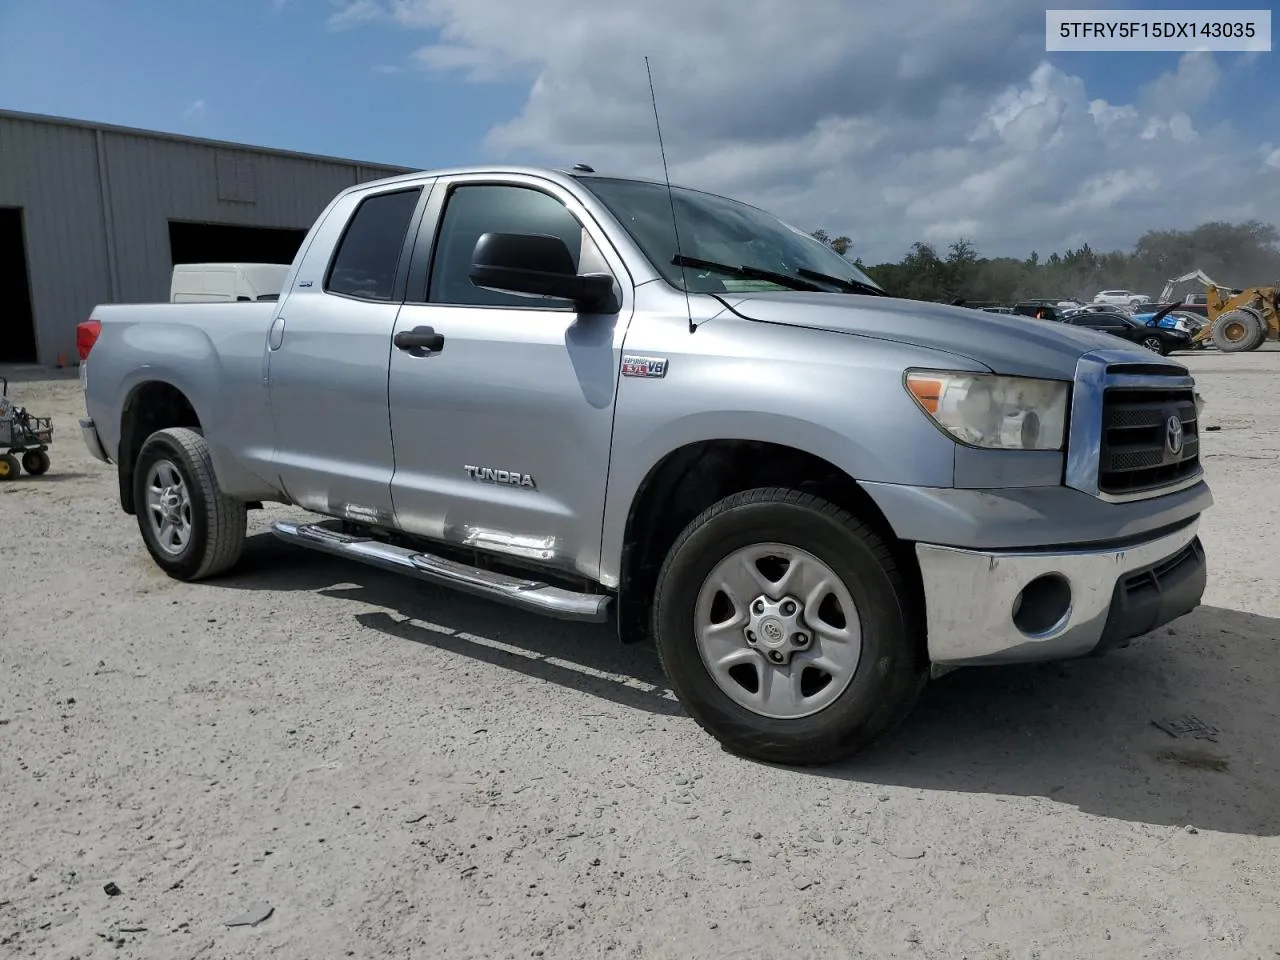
left=793, top=633, right=808, bottom=647
left=768, top=650, right=784, bottom=663
left=781, top=600, right=796, bottom=616
left=752, top=600, right=764, bottom=614
left=746, top=631, right=756, bottom=644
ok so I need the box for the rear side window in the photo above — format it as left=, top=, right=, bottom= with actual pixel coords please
left=326, top=187, right=422, bottom=301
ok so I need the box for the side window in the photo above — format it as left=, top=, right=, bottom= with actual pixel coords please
left=427, top=183, right=601, bottom=308
left=326, top=187, right=422, bottom=301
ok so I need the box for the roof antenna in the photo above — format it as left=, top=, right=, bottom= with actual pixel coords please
left=645, top=56, right=694, bottom=334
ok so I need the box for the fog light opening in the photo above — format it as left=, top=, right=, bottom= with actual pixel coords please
left=1012, top=573, right=1072, bottom=637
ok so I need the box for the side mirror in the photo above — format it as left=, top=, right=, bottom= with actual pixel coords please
left=469, top=232, right=618, bottom=313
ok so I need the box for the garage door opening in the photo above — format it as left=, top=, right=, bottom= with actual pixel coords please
left=167, top=220, right=308, bottom=266
left=0, top=207, right=37, bottom=364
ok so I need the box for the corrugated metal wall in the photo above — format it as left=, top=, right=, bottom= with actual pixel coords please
left=0, top=111, right=411, bottom=365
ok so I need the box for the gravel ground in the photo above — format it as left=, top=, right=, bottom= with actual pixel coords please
left=1, top=351, right=1278, bottom=960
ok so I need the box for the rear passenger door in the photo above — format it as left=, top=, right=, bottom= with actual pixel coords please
left=266, top=180, right=432, bottom=524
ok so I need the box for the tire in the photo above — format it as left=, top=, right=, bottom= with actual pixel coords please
left=1212, top=309, right=1265, bottom=353
left=0, top=454, right=18, bottom=480
left=651, top=487, right=927, bottom=766
left=1244, top=310, right=1270, bottom=351
left=132, top=427, right=246, bottom=581
left=1140, top=335, right=1166, bottom=355
left=21, top=450, right=50, bottom=475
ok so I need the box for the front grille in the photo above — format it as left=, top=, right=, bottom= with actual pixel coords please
left=1098, top=382, right=1200, bottom=496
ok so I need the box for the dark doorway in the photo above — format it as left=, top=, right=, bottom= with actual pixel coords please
left=167, top=220, right=308, bottom=266
left=0, top=207, right=37, bottom=364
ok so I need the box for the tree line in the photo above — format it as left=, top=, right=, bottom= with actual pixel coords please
left=812, top=220, right=1280, bottom=304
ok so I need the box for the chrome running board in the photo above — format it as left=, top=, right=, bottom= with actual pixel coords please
left=271, top=520, right=612, bottom=623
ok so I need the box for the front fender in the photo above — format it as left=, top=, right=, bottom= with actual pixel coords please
left=597, top=317, right=974, bottom=585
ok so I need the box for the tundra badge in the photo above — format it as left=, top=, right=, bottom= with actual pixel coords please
left=465, top=465, right=536, bottom=489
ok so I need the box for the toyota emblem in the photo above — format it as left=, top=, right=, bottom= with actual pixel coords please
left=1166, top=414, right=1183, bottom=456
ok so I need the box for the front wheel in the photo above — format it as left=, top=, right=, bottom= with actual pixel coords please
left=1213, top=309, right=1266, bottom=353
left=652, top=488, right=927, bottom=766
left=1141, top=335, right=1167, bottom=355
left=132, top=427, right=247, bottom=581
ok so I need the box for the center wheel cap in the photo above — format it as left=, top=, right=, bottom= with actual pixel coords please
left=759, top=618, right=786, bottom=646
left=745, top=594, right=810, bottom=665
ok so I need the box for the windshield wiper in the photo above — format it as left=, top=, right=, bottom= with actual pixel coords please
left=795, top=267, right=887, bottom=297
left=671, top=255, right=824, bottom=293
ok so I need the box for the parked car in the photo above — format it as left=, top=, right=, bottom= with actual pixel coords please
left=1093, top=289, right=1149, bottom=307
left=1020, top=297, right=1085, bottom=310
left=1065, top=311, right=1191, bottom=355
left=75, top=164, right=1211, bottom=767
left=1147, top=300, right=1209, bottom=320
left=1011, top=301, right=1079, bottom=321
left=1132, top=307, right=1204, bottom=337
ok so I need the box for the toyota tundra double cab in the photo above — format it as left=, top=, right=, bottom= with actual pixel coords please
left=78, top=165, right=1212, bottom=766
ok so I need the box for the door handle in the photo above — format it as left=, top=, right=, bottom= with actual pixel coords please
left=394, top=327, right=445, bottom=353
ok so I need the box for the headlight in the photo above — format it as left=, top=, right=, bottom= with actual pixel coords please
left=904, top=371, right=1069, bottom=451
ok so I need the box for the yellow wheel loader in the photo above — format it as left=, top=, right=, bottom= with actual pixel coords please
left=1160, top=270, right=1280, bottom=353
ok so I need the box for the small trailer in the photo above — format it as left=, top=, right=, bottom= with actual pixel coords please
left=0, top=377, right=53, bottom=479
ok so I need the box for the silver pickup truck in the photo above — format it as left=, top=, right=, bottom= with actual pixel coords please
left=78, top=165, right=1211, bottom=766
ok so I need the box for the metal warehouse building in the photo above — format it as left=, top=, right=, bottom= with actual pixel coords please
left=0, top=109, right=412, bottom=366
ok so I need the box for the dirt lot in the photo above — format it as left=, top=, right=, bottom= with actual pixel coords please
left=1, top=352, right=1278, bottom=960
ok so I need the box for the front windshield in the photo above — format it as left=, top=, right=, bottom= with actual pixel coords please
left=576, top=176, right=883, bottom=295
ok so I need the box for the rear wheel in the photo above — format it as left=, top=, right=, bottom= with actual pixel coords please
left=0, top=454, right=18, bottom=480
left=21, top=450, right=50, bottom=475
left=1213, top=309, right=1266, bottom=352
left=652, top=487, right=927, bottom=766
left=132, top=427, right=246, bottom=580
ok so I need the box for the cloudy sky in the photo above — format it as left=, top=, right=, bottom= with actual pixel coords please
left=1, top=0, right=1276, bottom=262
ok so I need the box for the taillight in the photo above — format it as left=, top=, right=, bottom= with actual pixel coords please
left=77, top=319, right=101, bottom=361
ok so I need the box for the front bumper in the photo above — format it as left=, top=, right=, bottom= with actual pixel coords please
left=80, top=418, right=110, bottom=463
left=916, top=518, right=1205, bottom=666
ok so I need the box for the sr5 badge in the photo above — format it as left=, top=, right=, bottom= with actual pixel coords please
left=621, top=355, right=668, bottom=378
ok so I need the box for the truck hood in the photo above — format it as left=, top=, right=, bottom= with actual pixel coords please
left=720, top=291, right=1178, bottom=380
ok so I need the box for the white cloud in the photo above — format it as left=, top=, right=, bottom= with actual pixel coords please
left=339, top=0, right=1277, bottom=261
left=327, top=0, right=384, bottom=31
left=1140, top=51, right=1221, bottom=115
left=183, top=99, right=206, bottom=119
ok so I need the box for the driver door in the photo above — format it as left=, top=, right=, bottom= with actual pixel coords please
left=385, top=173, right=634, bottom=581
